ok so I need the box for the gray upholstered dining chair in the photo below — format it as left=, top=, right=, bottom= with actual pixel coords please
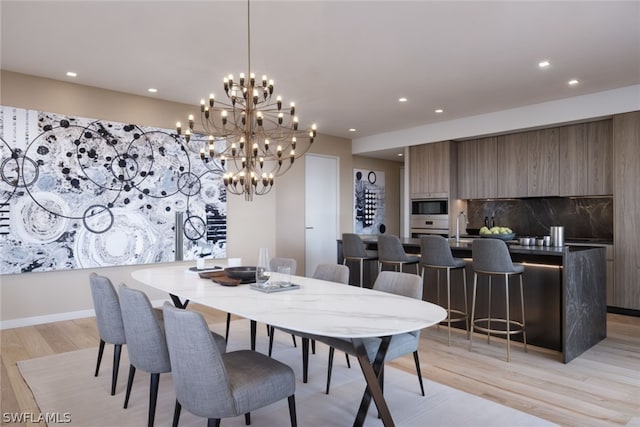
left=118, top=284, right=172, bottom=427
left=118, top=285, right=226, bottom=427
left=268, top=263, right=351, bottom=384
left=89, top=272, right=126, bottom=396
left=342, top=233, right=378, bottom=287
left=470, top=238, right=527, bottom=362
left=320, top=271, right=426, bottom=396
left=420, top=235, right=469, bottom=346
left=162, top=302, right=297, bottom=427
left=378, top=234, right=420, bottom=274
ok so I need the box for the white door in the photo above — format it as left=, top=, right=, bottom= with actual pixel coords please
left=305, top=154, right=338, bottom=275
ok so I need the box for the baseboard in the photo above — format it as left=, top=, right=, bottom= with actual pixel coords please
left=0, top=299, right=166, bottom=330
left=607, top=306, right=640, bottom=317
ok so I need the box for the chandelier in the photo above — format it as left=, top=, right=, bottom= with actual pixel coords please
left=175, top=0, right=317, bottom=201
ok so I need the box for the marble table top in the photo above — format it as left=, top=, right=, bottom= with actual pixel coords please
left=132, top=264, right=446, bottom=339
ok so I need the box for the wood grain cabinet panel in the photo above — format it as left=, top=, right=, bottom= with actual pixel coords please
left=497, top=133, right=528, bottom=198
left=528, top=128, right=559, bottom=197
left=613, top=111, right=640, bottom=310
left=458, top=137, right=497, bottom=199
left=559, top=120, right=613, bottom=196
left=410, top=141, right=453, bottom=199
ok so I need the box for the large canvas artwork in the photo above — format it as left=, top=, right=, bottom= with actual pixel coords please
left=353, top=169, right=385, bottom=235
left=0, top=106, right=227, bottom=274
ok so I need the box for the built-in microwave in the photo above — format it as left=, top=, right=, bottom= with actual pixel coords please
left=411, top=199, right=448, bottom=215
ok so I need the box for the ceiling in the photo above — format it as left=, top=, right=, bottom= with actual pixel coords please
left=2, top=1, right=639, bottom=161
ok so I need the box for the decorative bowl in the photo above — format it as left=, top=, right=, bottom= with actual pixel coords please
left=224, top=266, right=257, bottom=281
left=480, top=232, right=516, bottom=241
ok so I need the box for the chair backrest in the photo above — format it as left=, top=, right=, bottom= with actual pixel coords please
left=342, top=233, right=368, bottom=258
left=378, top=234, right=409, bottom=262
left=373, top=271, right=422, bottom=300
left=313, top=263, right=350, bottom=284
left=89, top=273, right=126, bottom=345
left=373, top=271, right=423, bottom=338
left=270, top=257, right=297, bottom=274
left=162, top=302, right=236, bottom=419
left=420, top=235, right=457, bottom=267
left=472, top=238, right=518, bottom=273
left=118, top=285, right=171, bottom=374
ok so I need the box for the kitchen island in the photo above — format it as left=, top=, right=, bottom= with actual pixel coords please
left=337, top=236, right=607, bottom=363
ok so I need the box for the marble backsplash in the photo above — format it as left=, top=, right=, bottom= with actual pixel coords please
left=467, top=197, right=613, bottom=240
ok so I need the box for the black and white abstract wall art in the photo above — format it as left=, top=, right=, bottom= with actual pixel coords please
left=353, top=169, right=385, bottom=235
left=0, top=106, right=227, bottom=274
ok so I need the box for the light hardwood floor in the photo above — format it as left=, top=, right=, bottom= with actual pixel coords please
left=1, top=307, right=638, bottom=426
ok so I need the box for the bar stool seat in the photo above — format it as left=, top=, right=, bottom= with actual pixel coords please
left=419, top=235, right=469, bottom=346
left=469, top=238, right=527, bottom=362
left=342, top=233, right=378, bottom=287
left=378, top=234, right=420, bottom=274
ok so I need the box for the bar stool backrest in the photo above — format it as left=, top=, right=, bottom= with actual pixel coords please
left=342, top=233, right=369, bottom=258
left=420, top=235, right=458, bottom=267
left=378, top=234, right=411, bottom=262
left=472, top=239, right=518, bottom=273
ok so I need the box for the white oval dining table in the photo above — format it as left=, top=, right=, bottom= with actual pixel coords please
left=132, top=263, right=446, bottom=427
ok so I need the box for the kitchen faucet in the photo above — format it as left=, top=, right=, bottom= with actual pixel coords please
left=456, top=211, right=468, bottom=242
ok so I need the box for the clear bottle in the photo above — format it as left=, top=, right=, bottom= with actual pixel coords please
left=256, top=247, right=270, bottom=286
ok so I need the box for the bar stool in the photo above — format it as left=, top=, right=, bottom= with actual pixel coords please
left=342, top=233, right=378, bottom=287
left=377, top=234, right=420, bottom=274
left=469, top=238, right=527, bottom=362
left=419, top=235, right=468, bottom=346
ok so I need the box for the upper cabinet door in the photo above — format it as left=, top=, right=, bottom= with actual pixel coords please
left=587, top=120, right=613, bottom=195
left=410, top=141, right=452, bottom=199
left=528, top=128, right=559, bottom=197
left=497, top=133, right=528, bottom=198
left=457, top=139, right=477, bottom=199
left=458, top=137, right=497, bottom=199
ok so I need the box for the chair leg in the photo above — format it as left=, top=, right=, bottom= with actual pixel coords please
left=345, top=353, right=351, bottom=368
left=301, top=338, right=310, bottom=384
left=124, top=364, right=136, bottom=408
left=291, top=334, right=297, bottom=348
left=469, top=273, right=478, bottom=352
left=95, top=339, right=105, bottom=377
left=288, top=395, right=297, bottom=427
left=520, top=274, right=528, bottom=353
left=148, top=373, right=160, bottom=427
left=172, top=400, right=181, bottom=427
left=225, top=313, right=231, bottom=342
left=505, top=274, right=511, bottom=362
left=244, top=412, right=250, bottom=425
left=111, top=343, right=123, bottom=396
left=268, top=326, right=275, bottom=357
left=413, top=351, right=425, bottom=396
left=326, top=347, right=335, bottom=394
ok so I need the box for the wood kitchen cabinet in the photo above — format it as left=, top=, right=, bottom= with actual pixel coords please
left=613, top=111, right=640, bottom=310
left=559, top=120, right=613, bottom=196
left=497, top=128, right=559, bottom=198
left=527, top=128, right=559, bottom=196
left=458, top=137, right=497, bottom=199
left=409, top=140, right=456, bottom=199
left=497, top=132, right=528, bottom=198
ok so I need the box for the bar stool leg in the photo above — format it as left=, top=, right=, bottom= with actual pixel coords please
left=487, top=276, right=492, bottom=344
left=435, top=269, right=441, bottom=332
left=359, top=259, right=364, bottom=287
left=520, top=274, right=528, bottom=353
left=469, top=273, right=478, bottom=352
left=462, top=267, right=469, bottom=338
left=505, top=273, right=511, bottom=362
left=446, top=267, right=452, bottom=346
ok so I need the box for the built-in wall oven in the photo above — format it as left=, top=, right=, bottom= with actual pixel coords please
left=410, top=199, right=449, bottom=238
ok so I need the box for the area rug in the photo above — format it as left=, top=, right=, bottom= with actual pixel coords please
left=18, top=320, right=558, bottom=426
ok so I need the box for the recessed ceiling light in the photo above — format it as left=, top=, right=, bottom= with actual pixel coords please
left=435, top=109, right=444, bottom=114
left=66, top=71, right=77, bottom=77
left=538, top=60, right=551, bottom=68
left=148, top=88, right=158, bottom=93
left=398, top=97, right=407, bottom=103
left=397, top=153, right=403, bottom=157
left=568, top=79, right=579, bottom=86
left=349, top=128, right=357, bottom=132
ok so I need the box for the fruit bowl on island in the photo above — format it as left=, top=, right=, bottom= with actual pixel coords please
left=479, top=226, right=516, bottom=241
